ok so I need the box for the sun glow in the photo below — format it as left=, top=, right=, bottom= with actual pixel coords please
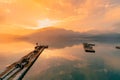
left=36, top=18, right=60, bottom=28
left=24, top=18, right=60, bottom=30
left=26, top=18, right=60, bottom=30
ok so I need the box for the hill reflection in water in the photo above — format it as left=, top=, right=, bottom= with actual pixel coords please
left=0, top=37, right=120, bottom=80
left=23, top=42, right=120, bottom=80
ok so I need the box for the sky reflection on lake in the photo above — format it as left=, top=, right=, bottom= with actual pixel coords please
left=0, top=41, right=120, bottom=80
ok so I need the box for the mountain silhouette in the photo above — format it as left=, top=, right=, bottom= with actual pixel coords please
left=18, top=27, right=85, bottom=49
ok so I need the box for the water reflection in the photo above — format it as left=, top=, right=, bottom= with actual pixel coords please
left=0, top=41, right=120, bottom=80
left=24, top=43, right=120, bottom=80
left=0, top=42, right=34, bottom=72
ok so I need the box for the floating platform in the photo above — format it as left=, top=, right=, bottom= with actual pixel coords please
left=83, top=43, right=95, bottom=53
left=85, top=49, right=95, bottom=53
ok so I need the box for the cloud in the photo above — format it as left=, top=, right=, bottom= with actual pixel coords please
left=0, top=14, right=5, bottom=24
left=109, top=0, right=120, bottom=6
left=0, top=0, right=15, bottom=3
left=0, top=0, right=120, bottom=33
left=0, top=7, right=7, bottom=24
left=104, top=6, right=120, bottom=22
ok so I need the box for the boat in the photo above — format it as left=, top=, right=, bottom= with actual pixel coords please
left=116, top=46, right=120, bottom=49
left=83, top=43, right=95, bottom=53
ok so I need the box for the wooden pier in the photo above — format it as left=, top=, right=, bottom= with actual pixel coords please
left=0, top=44, right=48, bottom=80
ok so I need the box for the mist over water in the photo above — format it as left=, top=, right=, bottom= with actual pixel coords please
left=24, top=42, right=120, bottom=80
left=0, top=39, right=120, bottom=80
left=0, top=0, right=120, bottom=79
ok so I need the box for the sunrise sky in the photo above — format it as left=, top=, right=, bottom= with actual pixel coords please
left=0, top=0, right=120, bottom=35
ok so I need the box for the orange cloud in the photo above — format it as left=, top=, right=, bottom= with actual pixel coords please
left=104, top=6, right=120, bottom=22
left=0, top=0, right=120, bottom=33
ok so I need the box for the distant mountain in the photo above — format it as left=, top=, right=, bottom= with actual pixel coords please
left=17, top=27, right=120, bottom=48
left=29, top=27, right=81, bottom=37
left=1, top=27, right=119, bottom=47
left=18, top=27, right=86, bottom=49
left=87, top=33, right=120, bottom=43
left=91, top=33, right=120, bottom=38
left=84, top=29, right=120, bottom=35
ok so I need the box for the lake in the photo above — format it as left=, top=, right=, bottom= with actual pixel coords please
left=0, top=41, right=120, bottom=80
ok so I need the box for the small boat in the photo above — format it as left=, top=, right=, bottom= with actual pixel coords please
left=116, top=46, right=120, bottom=49
left=84, top=48, right=95, bottom=53
left=83, top=43, right=95, bottom=53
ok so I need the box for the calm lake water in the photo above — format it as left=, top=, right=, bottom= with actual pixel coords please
left=0, top=41, right=120, bottom=80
